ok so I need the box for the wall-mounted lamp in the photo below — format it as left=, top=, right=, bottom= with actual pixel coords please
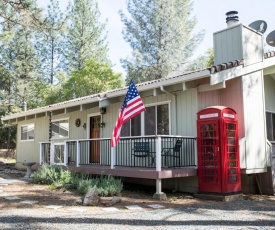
left=83, top=123, right=86, bottom=130
left=100, top=107, right=106, bottom=114
left=100, top=122, right=105, bottom=128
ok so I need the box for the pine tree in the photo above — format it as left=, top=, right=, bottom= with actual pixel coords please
left=0, top=0, right=44, bottom=30
left=37, top=0, right=68, bottom=84
left=64, top=0, right=109, bottom=73
left=120, top=0, right=205, bottom=83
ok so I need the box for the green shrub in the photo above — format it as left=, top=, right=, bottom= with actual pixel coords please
left=32, top=165, right=123, bottom=196
left=76, top=175, right=123, bottom=196
left=31, top=164, right=76, bottom=186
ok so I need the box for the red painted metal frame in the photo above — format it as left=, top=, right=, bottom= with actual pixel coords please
left=197, top=106, right=241, bottom=194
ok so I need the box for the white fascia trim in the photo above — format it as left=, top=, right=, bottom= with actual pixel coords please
left=107, top=69, right=210, bottom=98
left=210, top=62, right=264, bottom=85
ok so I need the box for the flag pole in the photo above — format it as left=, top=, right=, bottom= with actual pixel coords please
left=110, top=79, right=145, bottom=169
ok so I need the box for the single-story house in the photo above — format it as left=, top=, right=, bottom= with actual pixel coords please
left=2, top=13, right=275, bottom=198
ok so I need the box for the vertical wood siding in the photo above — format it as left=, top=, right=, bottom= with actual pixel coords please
left=214, top=25, right=263, bottom=66
left=220, top=77, right=245, bottom=138
left=176, top=88, right=198, bottom=136
left=16, top=116, right=49, bottom=163
left=198, top=90, right=221, bottom=111
left=242, top=71, right=266, bottom=170
left=214, top=25, right=242, bottom=65
left=242, top=27, right=263, bottom=66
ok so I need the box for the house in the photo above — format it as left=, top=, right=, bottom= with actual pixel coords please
left=2, top=12, right=275, bottom=198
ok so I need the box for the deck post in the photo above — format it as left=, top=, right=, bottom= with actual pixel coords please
left=76, top=140, right=80, bottom=167
left=39, top=143, right=43, bottom=165
left=156, top=136, right=161, bottom=172
left=50, top=141, right=54, bottom=165
left=64, top=142, right=68, bottom=165
left=111, top=147, right=116, bottom=169
left=153, top=179, right=167, bottom=200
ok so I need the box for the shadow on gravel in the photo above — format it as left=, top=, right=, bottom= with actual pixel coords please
left=0, top=216, right=275, bottom=228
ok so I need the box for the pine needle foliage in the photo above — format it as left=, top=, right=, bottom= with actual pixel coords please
left=120, top=0, right=205, bottom=83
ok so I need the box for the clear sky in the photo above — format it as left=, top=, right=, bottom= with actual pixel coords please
left=37, top=0, right=275, bottom=76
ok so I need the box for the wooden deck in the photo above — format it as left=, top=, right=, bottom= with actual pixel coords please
left=68, top=165, right=197, bottom=179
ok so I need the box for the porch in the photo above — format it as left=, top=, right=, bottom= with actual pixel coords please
left=40, top=135, right=198, bottom=198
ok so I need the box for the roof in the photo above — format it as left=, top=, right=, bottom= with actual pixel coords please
left=2, top=51, right=275, bottom=122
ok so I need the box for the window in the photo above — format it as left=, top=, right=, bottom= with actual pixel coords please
left=121, top=103, right=169, bottom=136
left=266, top=112, right=275, bottom=141
left=52, top=119, right=69, bottom=139
left=21, top=124, right=34, bottom=141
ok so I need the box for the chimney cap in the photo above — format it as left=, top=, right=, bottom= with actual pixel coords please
left=226, top=11, right=239, bottom=24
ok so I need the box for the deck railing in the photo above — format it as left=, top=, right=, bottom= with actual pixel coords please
left=40, top=135, right=197, bottom=169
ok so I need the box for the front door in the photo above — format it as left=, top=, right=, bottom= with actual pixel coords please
left=90, top=116, right=101, bottom=163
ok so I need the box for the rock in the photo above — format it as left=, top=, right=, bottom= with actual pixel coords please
left=101, top=197, right=122, bottom=207
left=74, top=197, right=83, bottom=205
left=83, top=187, right=100, bottom=206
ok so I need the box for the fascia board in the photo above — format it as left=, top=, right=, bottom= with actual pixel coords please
left=210, top=62, right=264, bottom=85
left=264, top=56, right=275, bottom=69
left=2, top=96, right=99, bottom=121
left=107, top=69, right=210, bottom=98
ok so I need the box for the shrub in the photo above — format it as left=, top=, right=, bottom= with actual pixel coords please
left=77, top=175, right=123, bottom=196
left=32, top=165, right=123, bottom=196
left=31, top=164, right=76, bottom=186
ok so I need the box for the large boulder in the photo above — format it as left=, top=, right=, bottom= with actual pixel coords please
left=83, top=187, right=100, bottom=206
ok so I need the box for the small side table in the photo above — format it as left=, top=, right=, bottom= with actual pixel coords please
left=23, top=162, right=36, bottom=178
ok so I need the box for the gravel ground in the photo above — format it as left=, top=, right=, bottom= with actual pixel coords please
left=1, top=200, right=275, bottom=230
left=1, top=164, right=275, bottom=229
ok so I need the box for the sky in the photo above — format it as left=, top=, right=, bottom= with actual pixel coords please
left=37, top=0, right=275, bottom=76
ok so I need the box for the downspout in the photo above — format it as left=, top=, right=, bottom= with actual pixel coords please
left=160, top=86, right=177, bottom=134
left=160, top=85, right=179, bottom=192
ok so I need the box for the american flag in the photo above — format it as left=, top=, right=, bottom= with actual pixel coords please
left=111, top=79, right=146, bottom=147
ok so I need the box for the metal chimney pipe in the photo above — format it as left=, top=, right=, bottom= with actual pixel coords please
left=226, top=11, right=239, bottom=28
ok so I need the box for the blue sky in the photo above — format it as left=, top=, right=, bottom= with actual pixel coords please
left=37, top=0, right=275, bottom=76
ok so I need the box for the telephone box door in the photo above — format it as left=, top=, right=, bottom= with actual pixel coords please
left=222, top=121, right=241, bottom=193
left=197, top=120, right=221, bottom=193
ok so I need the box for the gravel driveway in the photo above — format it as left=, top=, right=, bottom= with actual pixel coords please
left=1, top=199, right=275, bottom=230
left=1, top=164, right=275, bottom=229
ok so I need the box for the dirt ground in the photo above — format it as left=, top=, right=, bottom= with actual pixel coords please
left=0, top=163, right=202, bottom=212
left=1, top=162, right=274, bottom=212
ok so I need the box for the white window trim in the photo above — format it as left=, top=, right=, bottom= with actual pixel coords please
left=20, top=123, right=35, bottom=142
left=51, top=117, right=70, bottom=140
left=122, top=100, right=171, bottom=137
left=53, top=142, right=66, bottom=165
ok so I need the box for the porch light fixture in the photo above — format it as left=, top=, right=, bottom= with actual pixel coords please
left=100, top=122, right=105, bottom=128
left=100, top=107, right=106, bottom=114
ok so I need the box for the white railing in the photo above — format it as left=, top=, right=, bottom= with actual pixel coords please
left=40, top=135, right=197, bottom=170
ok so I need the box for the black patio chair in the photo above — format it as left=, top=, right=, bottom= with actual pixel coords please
left=161, top=139, right=182, bottom=167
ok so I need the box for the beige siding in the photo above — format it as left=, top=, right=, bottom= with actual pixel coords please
left=242, top=27, right=263, bottom=66
left=214, top=25, right=263, bottom=66
left=220, top=77, right=245, bottom=138
left=198, top=90, right=221, bottom=111
left=242, top=71, right=267, bottom=170
left=264, top=75, right=275, bottom=112
left=214, top=25, right=242, bottom=65
left=176, top=88, right=198, bottom=136
left=17, top=116, right=49, bottom=163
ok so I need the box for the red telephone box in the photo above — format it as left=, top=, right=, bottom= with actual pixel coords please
left=197, top=106, right=241, bottom=194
